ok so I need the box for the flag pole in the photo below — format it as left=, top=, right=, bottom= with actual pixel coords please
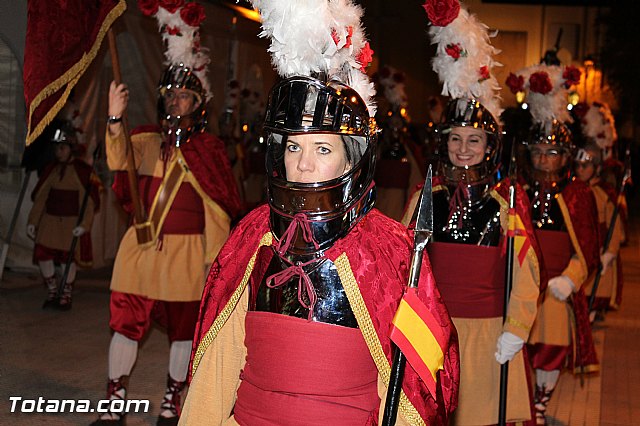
left=588, top=147, right=632, bottom=312
left=0, top=170, right=32, bottom=281
left=498, top=138, right=518, bottom=424
left=382, top=165, right=433, bottom=426
left=107, top=29, right=148, bottom=243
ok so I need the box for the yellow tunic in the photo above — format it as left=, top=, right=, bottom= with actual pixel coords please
left=402, top=187, right=540, bottom=424
left=584, top=183, right=624, bottom=309
left=528, top=193, right=589, bottom=349
left=106, top=129, right=231, bottom=302
left=28, top=162, right=96, bottom=260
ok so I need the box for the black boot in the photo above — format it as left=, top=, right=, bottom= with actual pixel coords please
left=156, top=375, right=186, bottom=426
left=534, top=384, right=554, bottom=425
left=58, top=281, right=74, bottom=311
left=89, top=378, right=127, bottom=425
left=42, top=276, right=58, bottom=309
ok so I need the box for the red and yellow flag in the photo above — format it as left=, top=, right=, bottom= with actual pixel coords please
left=24, top=0, right=126, bottom=145
left=507, top=207, right=530, bottom=266
left=389, top=288, right=447, bottom=397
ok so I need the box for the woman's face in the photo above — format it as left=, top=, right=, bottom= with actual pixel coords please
left=574, top=160, right=596, bottom=182
left=284, top=133, right=350, bottom=183
left=447, top=126, right=488, bottom=167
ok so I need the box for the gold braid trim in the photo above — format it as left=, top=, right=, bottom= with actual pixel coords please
left=506, top=316, right=530, bottom=333
left=334, top=253, right=426, bottom=426
left=26, top=0, right=127, bottom=146
left=191, top=232, right=273, bottom=376
left=557, top=195, right=588, bottom=279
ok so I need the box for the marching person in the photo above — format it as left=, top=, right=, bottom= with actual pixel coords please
left=403, top=3, right=540, bottom=424
left=27, top=118, right=100, bottom=310
left=574, top=142, right=625, bottom=319
left=507, top=64, right=600, bottom=425
left=91, top=3, right=241, bottom=425
left=179, top=1, right=459, bottom=425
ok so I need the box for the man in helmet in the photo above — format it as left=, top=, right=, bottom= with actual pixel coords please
left=523, top=120, right=599, bottom=425
left=91, top=63, right=241, bottom=426
left=401, top=96, right=541, bottom=425
left=179, top=73, right=460, bottom=425
left=574, top=142, right=625, bottom=320
left=27, top=118, right=101, bottom=310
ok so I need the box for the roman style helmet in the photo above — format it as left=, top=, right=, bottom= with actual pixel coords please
left=139, top=1, right=211, bottom=146
left=425, top=1, right=504, bottom=199
left=251, top=0, right=378, bottom=255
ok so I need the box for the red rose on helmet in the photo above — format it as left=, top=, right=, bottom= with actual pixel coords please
left=138, top=0, right=159, bottom=16
left=159, top=0, right=184, bottom=14
left=445, top=43, right=462, bottom=59
left=505, top=73, right=524, bottom=94
left=422, top=0, right=461, bottom=27
left=562, top=65, right=581, bottom=88
left=180, top=2, right=206, bottom=27
left=478, top=65, right=490, bottom=81
left=356, top=42, right=374, bottom=72
left=529, top=71, right=553, bottom=94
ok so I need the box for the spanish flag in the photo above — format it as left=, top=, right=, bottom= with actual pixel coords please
left=508, top=207, right=530, bottom=266
left=389, top=288, right=446, bottom=397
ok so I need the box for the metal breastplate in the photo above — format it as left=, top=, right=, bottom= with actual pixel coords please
left=249, top=247, right=358, bottom=328
left=527, top=180, right=567, bottom=231
left=432, top=188, right=502, bottom=246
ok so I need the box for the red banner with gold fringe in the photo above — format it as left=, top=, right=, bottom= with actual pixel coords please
left=23, top=0, right=126, bottom=146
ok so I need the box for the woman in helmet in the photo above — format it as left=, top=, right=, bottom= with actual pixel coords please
left=403, top=96, right=541, bottom=426
left=180, top=73, right=459, bottom=425
left=401, top=4, right=541, bottom=424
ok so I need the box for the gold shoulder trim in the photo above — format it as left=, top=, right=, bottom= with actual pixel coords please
left=334, top=253, right=426, bottom=426
left=557, top=195, right=588, bottom=276
left=191, top=232, right=273, bottom=376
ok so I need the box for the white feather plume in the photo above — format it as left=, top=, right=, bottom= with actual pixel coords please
left=582, top=102, right=617, bottom=149
left=428, top=3, right=503, bottom=121
left=378, top=66, right=408, bottom=108
left=250, top=0, right=376, bottom=115
left=511, top=64, right=572, bottom=126
left=153, top=5, right=212, bottom=100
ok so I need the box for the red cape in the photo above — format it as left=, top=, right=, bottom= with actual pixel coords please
left=191, top=204, right=460, bottom=424
left=111, top=126, right=242, bottom=221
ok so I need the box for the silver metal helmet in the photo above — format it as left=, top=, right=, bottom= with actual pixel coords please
left=263, top=75, right=377, bottom=255
left=157, top=63, right=208, bottom=146
left=436, top=98, right=502, bottom=204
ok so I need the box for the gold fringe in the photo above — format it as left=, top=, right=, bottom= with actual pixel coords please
left=191, top=232, right=273, bottom=376
left=557, top=195, right=588, bottom=278
left=334, top=253, right=426, bottom=426
left=26, top=0, right=127, bottom=146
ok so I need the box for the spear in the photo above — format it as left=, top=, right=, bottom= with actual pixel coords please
left=382, top=165, right=433, bottom=426
left=498, top=138, right=518, bottom=425
left=588, top=146, right=632, bottom=312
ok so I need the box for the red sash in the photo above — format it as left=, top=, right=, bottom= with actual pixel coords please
left=233, top=311, right=379, bottom=425
left=138, top=176, right=204, bottom=235
left=427, top=242, right=506, bottom=318
left=534, top=230, right=572, bottom=278
left=45, top=189, right=79, bottom=216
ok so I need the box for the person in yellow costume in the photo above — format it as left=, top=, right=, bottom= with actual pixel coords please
left=574, top=143, right=625, bottom=319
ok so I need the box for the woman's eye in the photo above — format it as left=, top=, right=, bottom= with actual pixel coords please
left=286, top=144, right=299, bottom=152
left=318, top=146, right=331, bottom=155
